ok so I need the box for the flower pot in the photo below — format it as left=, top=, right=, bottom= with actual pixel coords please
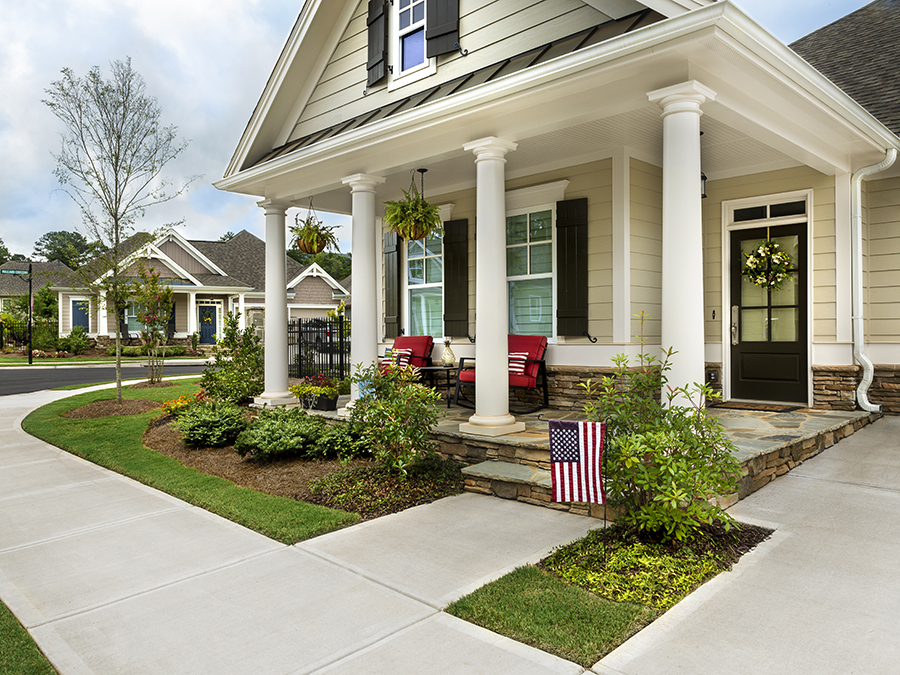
left=313, top=395, right=338, bottom=411
left=295, top=239, right=327, bottom=254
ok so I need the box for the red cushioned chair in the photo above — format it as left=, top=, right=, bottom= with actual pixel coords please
left=381, top=335, right=434, bottom=370
left=452, top=335, right=549, bottom=413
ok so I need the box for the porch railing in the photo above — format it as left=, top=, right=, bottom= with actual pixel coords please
left=287, top=316, right=350, bottom=380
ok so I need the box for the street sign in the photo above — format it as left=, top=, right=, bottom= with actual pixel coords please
left=1, top=269, right=28, bottom=275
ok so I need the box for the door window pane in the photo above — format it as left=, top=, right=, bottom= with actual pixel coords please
left=771, top=234, right=799, bottom=264
left=770, top=307, right=799, bottom=342
left=741, top=275, right=768, bottom=307
left=771, top=272, right=797, bottom=306
left=509, top=278, right=552, bottom=337
left=741, top=308, right=768, bottom=342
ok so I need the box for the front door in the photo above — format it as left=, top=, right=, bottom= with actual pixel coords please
left=71, top=300, right=89, bottom=331
left=198, top=306, right=217, bottom=344
left=730, top=223, right=807, bottom=403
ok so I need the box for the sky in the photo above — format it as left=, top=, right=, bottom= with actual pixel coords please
left=0, top=0, right=875, bottom=260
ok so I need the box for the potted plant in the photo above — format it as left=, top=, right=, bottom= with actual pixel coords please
left=289, top=374, right=340, bottom=410
left=383, top=170, right=443, bottom=241
left=289, top=205, right=340, bottom=255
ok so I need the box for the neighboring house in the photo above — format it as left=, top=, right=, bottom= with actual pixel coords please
left=215, top=0, right=900, bottom=421
left=0, top=260, right=74, bottom=315
left=55, top=229, right=349, bottom=345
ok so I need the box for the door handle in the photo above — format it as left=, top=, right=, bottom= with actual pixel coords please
left=731, top=305, right=739, bottom=346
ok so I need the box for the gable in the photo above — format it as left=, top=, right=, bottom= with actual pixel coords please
left=158, top=240, right=218, bottom=275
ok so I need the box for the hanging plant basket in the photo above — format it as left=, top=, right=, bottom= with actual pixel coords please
left=383, top=170, right=443, bottom=241
left=742, top=240, right=793, bottom=290
left=289, top=201, right=340, bottom=255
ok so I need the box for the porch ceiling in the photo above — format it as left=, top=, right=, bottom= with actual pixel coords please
left=215, top=2, right=899, bottom=214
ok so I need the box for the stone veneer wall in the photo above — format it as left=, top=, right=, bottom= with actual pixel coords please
left=813, top=365, right=900, bottom=413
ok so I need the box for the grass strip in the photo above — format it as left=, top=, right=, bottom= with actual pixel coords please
left=446, top=565, right=656, bottom=667
left=21, top=382, right=359, bottom=543
left=0, top=600, right=57, bottom=674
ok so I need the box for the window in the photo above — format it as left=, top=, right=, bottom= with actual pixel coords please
left=125, top=302, right=145, bottom=332
left=407, top=232, right=443, bottom=338
left=398, top=0, right=426, bottom=72
left=507, top=208, right=554, bottom=337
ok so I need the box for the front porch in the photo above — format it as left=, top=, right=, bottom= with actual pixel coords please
left=432, top=404, right=880, bottom=518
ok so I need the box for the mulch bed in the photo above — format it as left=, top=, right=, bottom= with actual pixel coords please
left=62, top=399, right=162, bottom=418
left=142, top=414, right=377, bottom=504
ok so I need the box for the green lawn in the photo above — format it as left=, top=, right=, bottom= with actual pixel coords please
left=446, top=565, right=656, bottom=667
left=22, top=381, right=359, bottom=544
left=0, top=600, right=57, bottom=674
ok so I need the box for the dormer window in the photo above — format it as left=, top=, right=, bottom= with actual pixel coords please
left=399, top=0, right=426, bottom=73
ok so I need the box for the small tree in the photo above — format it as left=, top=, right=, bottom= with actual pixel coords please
left=200, top=312, right=264, bottom=404
left=43, top=57, right=194, bottom=403
left=131, top=262, right=174, bottom=383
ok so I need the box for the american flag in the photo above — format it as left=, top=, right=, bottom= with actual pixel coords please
left=549, top=420, right=605, bottom=504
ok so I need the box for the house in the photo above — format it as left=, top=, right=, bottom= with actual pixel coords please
left=55, top=229, right=350, bottom=345
left=0, top=260, right=74, bottom=315
left=215, top=0, right=900, bottom=423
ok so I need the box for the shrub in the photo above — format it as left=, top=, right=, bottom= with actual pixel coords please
left=234, top=407, right=325, bottom=460
left=313, top=422, right=367, bottom=462
left=57, top=325, right=91, bottom=355
left=200, top=312, right=264, bottom=404
left=349, top=362, right=441, bottom=477
left=580, top=314, right=741, bottom=543
left=160, top=345, right=186, bottom=357
left=175, top=401, right=247, bottom=447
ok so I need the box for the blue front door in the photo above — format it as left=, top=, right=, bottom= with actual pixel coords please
left=198, top=306, right=217, bottom=344
left=71, top=300, right=89, bottom=331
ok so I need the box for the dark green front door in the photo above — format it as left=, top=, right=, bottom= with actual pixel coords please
left=730, top=223, right=807, bottom=403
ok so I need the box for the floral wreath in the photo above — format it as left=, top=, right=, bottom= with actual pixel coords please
left=742, top=241, right=793, bottom=290
left=201, top=309, right=214, bottom=324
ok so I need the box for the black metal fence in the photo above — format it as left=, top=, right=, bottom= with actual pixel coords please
left=0, top=317, right=58, bottom=351
left=288, top=316, right=350, bottom=380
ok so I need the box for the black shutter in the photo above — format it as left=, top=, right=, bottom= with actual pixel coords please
left=425, top=0, right=459, bottom=58
left=556, top=198, right=588, bottom=336
left=442, top=219, right=468, bottom=337
left=367, top=0, right=388, bottom=87
left=384, top=231, right=401, bottom=339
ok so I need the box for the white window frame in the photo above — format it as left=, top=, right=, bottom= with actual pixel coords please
left=506, top=203, right=557, bottom=340
left=389, top=0, right=436, bottom=90
left=404, top=231, right=444, bottom=339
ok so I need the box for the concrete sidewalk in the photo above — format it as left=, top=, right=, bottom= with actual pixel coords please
left=0, top=387, right=597, bottom=675
left=596, top=413, right=900, bottom=675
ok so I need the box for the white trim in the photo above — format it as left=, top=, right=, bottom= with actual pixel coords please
left=286, top=261, right=349, bottom=295
left=834, top=173, right=852, bottom=343
left=505, top=181, right=569, bottom=211
left=388, top=0, right=436, bottom=89
left=721, top=188, right=814, bottom=404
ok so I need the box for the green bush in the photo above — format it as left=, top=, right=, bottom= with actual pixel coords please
left=313, top=421, right=367, bottom=462
left=581, top=314, right=740, bottom=543
left=200, top=312, right=264, bottom=404
left=234, top=407, right=325, bottom=460
left=349, top=362, right=441, bottom=477
left=57, top=325, right=91, bottom=355
left=107, top=345, right=144, bottom=357
left=161, top=345, right=186, bottom=357
left=175, top=401, right=247, bottom=447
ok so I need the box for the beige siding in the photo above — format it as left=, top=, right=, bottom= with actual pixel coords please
left=294, top=276, right=337, bottom=304
left=124, top=258, right=181, bottom=279
left=702, top=166, right=837, bottom=344
left=158, top=241, right=214, bottom=275
left=174, top=295, right=188, bottom=334
left=867, top=176, right=900, bottom=341
left=630, top=159, right=662, bottom=341
left=292, top=0, right=612, bottom=140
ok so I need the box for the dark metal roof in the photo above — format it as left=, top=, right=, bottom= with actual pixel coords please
left=251, top=9, right=665, bottom=170
left=791, top=0, right=900, bottom=136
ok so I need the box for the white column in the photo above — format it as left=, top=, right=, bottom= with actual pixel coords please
left=835, top=173, right=852, bottom=345
left=238, top=293, right=247, bottom=330
left=187, top=292, right=197, bottom=335
left=459, top=137, right=525, bottom=436
left=342, top=173, right=386, bottom=401
left=254, top=200, right=295, bottom=407
left=648, top=81, right=716, bottom=400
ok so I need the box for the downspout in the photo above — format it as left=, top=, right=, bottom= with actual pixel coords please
left=850, top=148, right=897, bottom=413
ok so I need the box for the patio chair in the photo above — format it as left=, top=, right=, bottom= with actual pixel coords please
left=453, top=334, right=549, bottom=413
left=381, top=335, right=434, bottom=370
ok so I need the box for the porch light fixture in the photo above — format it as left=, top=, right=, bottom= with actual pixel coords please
left=701, top=172, right=708, bottom=199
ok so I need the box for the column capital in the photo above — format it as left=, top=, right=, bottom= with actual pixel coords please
left=342, top=173, right=386, bottom=192
left=463, top=136, right=518, bottom=162
left=257, top=199, right=292, bottom=216
left=648, top=80, right=717, bottom=117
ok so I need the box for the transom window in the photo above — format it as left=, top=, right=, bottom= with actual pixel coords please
left=506, top=208, right=554, bottom=337
left=407, top=233, right=443, bottom=337
left=398, top=0, right=426, bottom=73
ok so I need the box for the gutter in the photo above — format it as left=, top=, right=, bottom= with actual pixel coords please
left=850, top=148, right=897, bottom=413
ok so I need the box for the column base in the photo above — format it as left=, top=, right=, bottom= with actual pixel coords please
left=251, top=392, right=298, bottom=409
left=459, top=413, right=526, bottom=437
